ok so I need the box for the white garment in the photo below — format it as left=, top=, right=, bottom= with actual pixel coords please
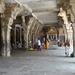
left=37, top=40, right=41, bottom=45
left=65, top=46, right=70, bottom=56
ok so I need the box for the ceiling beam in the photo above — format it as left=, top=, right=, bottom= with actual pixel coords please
left=32, top=8, right=59, bottom=12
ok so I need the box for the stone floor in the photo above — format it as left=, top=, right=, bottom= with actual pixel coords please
left=0, top=45, right=75, bottom=75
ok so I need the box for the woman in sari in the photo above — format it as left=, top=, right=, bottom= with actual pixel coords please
left=45, top=40, right=49, bottom=49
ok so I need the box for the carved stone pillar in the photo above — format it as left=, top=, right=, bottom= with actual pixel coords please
left=14, top=26, right=16, bottom=48
left=37, top=24, right=44, bottom=38
left=0, top=15, right=2, bottom=56
left=25, top=31, right=29, bottom=49
left=1, top=17, right=13, bottom=57
left=30, top=20, right=37, bottom=45
left=6, top=27, right=11, bottom=57
left=34, top=22, right=39, bottom=43
left=22, top=21, right=26, bottom=48
left=63, top=25, right=68, bottom=41
left=67, top=29, right=73, bottom=56
left=0, top=0, right=5, bottom=13
left=20, top=27, right=22, bottom=47
left=56, top=34, right=57, bottom=40
left=1, top=26, right=6, bottom=57
left=1, top=25, right=11, bottom=57
left=72, top=22, right=75, bottom=57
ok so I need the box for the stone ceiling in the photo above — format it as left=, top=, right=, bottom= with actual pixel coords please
left=4, top=0, right=59, bottom=26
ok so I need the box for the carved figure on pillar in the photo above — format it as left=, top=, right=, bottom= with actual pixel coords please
left=58, top=7, right=68, bottom=25
left=58, top=7, right=72, bottom=29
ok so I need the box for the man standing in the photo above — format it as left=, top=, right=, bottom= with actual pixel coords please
left=64, top=40, right=70, bottom=56
left=37, top=38, right=41, bottom=51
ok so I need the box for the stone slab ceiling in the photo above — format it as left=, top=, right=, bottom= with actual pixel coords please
left=4, top=0, right=58, bottom=25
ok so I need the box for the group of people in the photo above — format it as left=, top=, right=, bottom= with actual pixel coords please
left=27, top=38, right=74, bottom=57
left=33, top=38, right=49, bottom=51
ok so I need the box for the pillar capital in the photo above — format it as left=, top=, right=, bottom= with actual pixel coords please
left=0, top=0, right=5, bottom=13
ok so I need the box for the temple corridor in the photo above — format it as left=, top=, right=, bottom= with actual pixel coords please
left=0, top=46, right=75, bottom=75
left=0, top=0, right=75, bottom=57
left=0, top=0, right=75, bottom=74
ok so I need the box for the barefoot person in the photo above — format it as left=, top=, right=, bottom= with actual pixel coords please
left=64, top=40, right=70, bottom=56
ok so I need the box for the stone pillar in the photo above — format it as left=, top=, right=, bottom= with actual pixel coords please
left=1, top=26, right=11, bottom=57
left=1, top=26, right=6, bottom=57
left=14, top=26, right=16, bottom=48
left=25, top=31, right=29, bottom=49
left=23, top=25, right=30, bottom=49
left=1, top=16, right=13, bottom=57
left=0, top=15, right=2, bottom=56
left=34, top=22, right=40, bottom=43
left=56, top=34, right=57, bottom=40
left=72, top=22, right=75, bottom=57
left=6, top=27, right=11, bottom=57
left=23, top=29, right=26, bottom=48
left=34, top=22, right=38, bottom=42
left=20, top=27, right=22, bottom=47
left=63, top=25, right=68, bottom=41
left=67, top=29, right=73, bottom=56
left=22, top=22, right=26, bottom=48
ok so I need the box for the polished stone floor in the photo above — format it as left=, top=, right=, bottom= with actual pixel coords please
left=0, top=45, right=75, bottom=75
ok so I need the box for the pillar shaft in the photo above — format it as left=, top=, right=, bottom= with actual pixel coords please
left=72, top=23, right=75, bottom=57
left=6, top=28, right=11, bottom=57
left=14, top=26, right=16, bottom=48
left=25, top=31, right=29, bottom=49
left=1, top=26, right=11, bottom=57
left=20, top=27, right=22, bottom=46
left=63, top=25, right=68, bottom=41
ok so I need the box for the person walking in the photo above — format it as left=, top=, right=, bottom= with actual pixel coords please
left=64, top=39, right=70, bottom=56
left=37, top=38, right=41, bottom=51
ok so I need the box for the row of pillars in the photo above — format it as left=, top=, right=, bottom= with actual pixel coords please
left=0, top=13, right=44, bottom=57
left=11, top=25, right=25, bottom=49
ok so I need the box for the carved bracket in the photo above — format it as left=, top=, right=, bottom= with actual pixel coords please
left=0, top=0, right=5, bottom=13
